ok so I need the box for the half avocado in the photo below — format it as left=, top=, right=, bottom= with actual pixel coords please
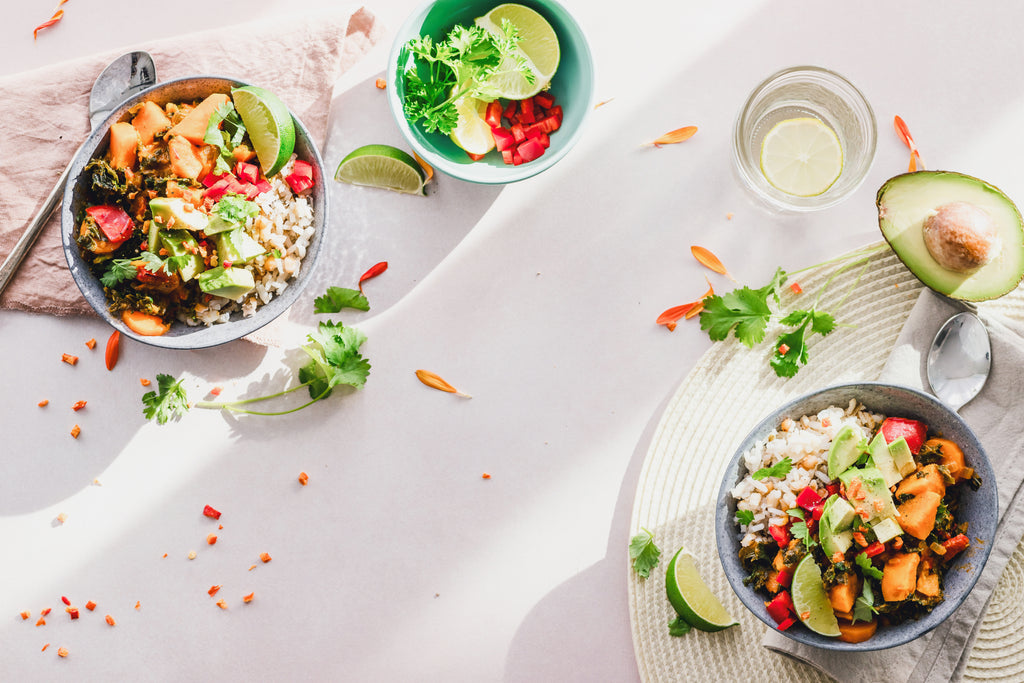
left=877, top=171, right=1024, bottom=301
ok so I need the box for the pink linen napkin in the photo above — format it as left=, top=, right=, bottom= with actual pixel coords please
left=0, top=5, right=381, bottom=317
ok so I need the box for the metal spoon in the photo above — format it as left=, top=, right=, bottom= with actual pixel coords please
left=0, top=51, right=156, bottom=295
left=926, top=311, right=992, bottom=411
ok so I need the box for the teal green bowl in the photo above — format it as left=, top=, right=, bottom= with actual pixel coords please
left=386, top=0, right=594, bottom=184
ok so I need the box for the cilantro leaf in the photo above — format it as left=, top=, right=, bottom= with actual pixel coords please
left=139, top=251, right=166, bottom=273
left=811, top=310, right=837, bottom=336
left=313, top=286, right=370, bottom=314
left=299, top=321, right=372, bottom=399
left=752, top=457, right=792, bottom=480
left=699, top=268, right=787, bottom=347
left=215, top=195, right=260, bottom=226
left=668, top=616, right=692, bottom=636
left=789, top=521, right=815, bottom=549
left=142, top=373, right=189, bottom=425
left=735, top=509, right=754, bottom=526
left=100, top=259, right=138, bottom=287
left=852, top=579, right=879, bottom=623
left=786, top=508, right=805, bottom=520
left=771, top=307, right=839, bottom=378
left=203, top=102, right=247, bottom=175
left=854, top=551, right=884, bottom=580
left=629, top=528, right=661, bottom=578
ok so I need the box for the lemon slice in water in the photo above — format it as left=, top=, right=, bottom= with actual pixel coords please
left=760, top=117, right=843, bottom=197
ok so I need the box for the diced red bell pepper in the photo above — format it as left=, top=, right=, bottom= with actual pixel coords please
left=503, top=100, right=517, bottom=120
left=534, top=91, right=555, bottom=109
left=255, top=179, right=273, bottom=195
left=775, top=566, right=793, bottom=588
left=519, top=97, right=536, bottom=124
left=768, top=524, right=790, bottom=547
left=512, top=150, right=523, bottom=166
left=233, top=161, right=259, bottom=185
left=536, top=114, right=561, bottom=134
left=517, top=138, right=546, bottom=163
left=941, top=533, right=970, bottom=561
left=511, top=123, right=526, bottom=143
left=550, top=105, right=563, bottom=125
left=825, top=482, right=840, bottom=497
left=202, top=505, right=222, bottom=520
left=810, top=501, right=826, bottom=521
left=776, top=616, right=797, bottom=631
left=491, top=126, right=516, bottom=152
left=202, top=172, right=228, bottom=188
left=796, top=486, right=823, bottom=511
left=290, top=159, right=314, bottom=181
left=880, top=417, right=928, bottom=454
left=484, top=101, right=504, bottom=128
left=285, top=173, right=314, bottom=194
left=85, top=205, right=133, bottom=244
left=536, top=132, right=550, bottom=149
left=204, top=178, right=232, bottom=201
left=765, top=590, right=794, bottom=624
left=862, top=541, right=885, bottom=558
left=501, top=150, right=514, bottom=165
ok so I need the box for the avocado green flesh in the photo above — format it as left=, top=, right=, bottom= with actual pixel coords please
left=877, top=171, right=1024, bottom=301
left=199, top=266, right=256, bottom=299
left=158, top=230, right=206, bottom=283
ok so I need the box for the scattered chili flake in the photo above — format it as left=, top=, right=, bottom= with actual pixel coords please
left=594, top=97, right=615, bottom=109
left=61, top=353, right=78, bottom=366
left=726, top=212, right=734, bottom=220
left=187, top=551, right=197, bottom=560
left=40, top=608, right=51, bottom=616
left=207, top=533, right=218, bottom=545
left=415, top=369, right=472, bottom=398
left=105, top=614, right=116, bottom=626
left=778, top=344, right=791, bottom=355
left=162, top=553, right=168, bottom=558
left=56, top=513, right=67, bottom=524
left=140, top=378, right=151, bottom=386
left=298, top=471, right=309, bottom=486
left=243, top=592, right=254, bottom=603
left=36, top=617, right=46, bottom=626
left=645, top=125, right=698, bottom=147
left=41, top=643, right=50, bottom=652
left=357, top=261, right=388, bottom=291
left=208, top=585, right=221, bottom=597
left=57, top=647, right=68, bottom=658
left=38, top=399, right=49, bottom=407
left=66, top=607, right=79, bottom=620
left=203, top=505, right=222, bottom=520
left=92, top=478, right=102, bottom=486
left=105, top=330, right=120, bottom=371
left=259, top=552, right=272, bottom=563
left=375, top=78, right=387, bottom=89
left=215, top=599, right=227, bottom=610
left=20, top=610, right=30, bottom=620
left=85, top=600, right=96, bottom=611
left=248, top=564, right=257, bottom=571
left=218, top=524, right=223, bottom=530
left=789, top=281, right=803, bottom=295
left=134, top=601, right=140, bottom=611
left=85, top=338, right=97, bottom=350
left=209, top=386, right=222, bottom=397
left=60, top=596, right=70, bottom=606
left=800, top=611, right=811, bottom=621
left=70, top=425, right=80, bottom=439
left=72, top=400, right=87, bottom=412
left=482, top=473, right=491, bottom=479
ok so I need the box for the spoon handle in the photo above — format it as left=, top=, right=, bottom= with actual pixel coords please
left=0, top=151, right=78, bottom=296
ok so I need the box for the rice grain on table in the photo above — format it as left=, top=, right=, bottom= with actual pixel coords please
left=731, top=401, right=885, bottom=547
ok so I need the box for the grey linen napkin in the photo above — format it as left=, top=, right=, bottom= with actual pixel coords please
left=763, top=288, right=1024, bottom=683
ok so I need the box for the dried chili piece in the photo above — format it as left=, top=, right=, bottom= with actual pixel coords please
left=40, top=608, right=51, bottom=617
left=105, top=614, right=116, bottom=626
left=358, top=261, right=388, bottom=291
left=243, top=592, right=254, bottom=603
left=71, top=400, right=87, bottom=412
left=298, top=472, right=309, bottom=486
left=215, top=599, right=227, bottom=610
left=85, top=600, right=96, bottom=611
left=57, top=647, right=68, bottom=658
left=259, top=552, right=272, bottom=563
left=70, top=425, right=80, bottom=439
left=85, top=338, right=97, bottom=350
left=203, top=505, right=222, bottom=520
left=208, top=585, right=221, bottom=597
left=60, top=596, right=70, bottom=606
left=20, top=610, right=30, bottom=620
left=38, top=399, right=49, bottom=407
left=375, top=78, right=387, bottom=89
left=207, top=533, right=218, bottom=545
left=61, top=353, right=78, bottom=366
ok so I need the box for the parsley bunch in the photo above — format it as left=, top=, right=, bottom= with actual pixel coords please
left=401, top=21, right=532, bottom=134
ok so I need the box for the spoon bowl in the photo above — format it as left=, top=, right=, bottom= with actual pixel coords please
left=927, top=311, right=992, bottom=411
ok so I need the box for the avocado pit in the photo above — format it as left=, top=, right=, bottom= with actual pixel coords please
left=922, top=201, right=1001, bottom=273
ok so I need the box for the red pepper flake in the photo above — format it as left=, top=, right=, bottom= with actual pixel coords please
left=800, top=611, right=811, bottom=621
left=778, top=344, right=790, bottom=355
left=57, top=646, right=68, bottom=658
left=105, top=614, right=116, bottom=626
left=66, top=607, right=79, bottom=620
left=259, top=552, right=272, bottom=564
left=789, top=281, right=803, bottom=295
left=374, top=78, right=387, bottom=89
left=140, top=378, right=151, bottom=386
left=242, top=592, right=254, bottom=603
left=41, top=643, right=50, bottom=652
left=20, top=610, right=30, bottom=620
left=208, top=585, right=221, bottom=597
left=207, top=533, right=218, bottom=545
left=85, top=338, right=97, bottom=350
left=248, top=564, right=257, bottom=572
left=358, top=261, right=388, bottom=291
left=215, top=599, right=227, bottom=610
left=134, top=601, right=140, bottom=611
left=38, top=399, right=49, bottom=407
left=209, top=386, right=222, bottom=397
left=56, top=513, right=67, bottom=524
left=218, top=524, right=223, bottom=530
left=71, top=400, right=87, bottom=412
left=40, top=608, right=51, bottom=617
left=105, top=330, right=120, bottom=371
left=203, top=505, right=222, bottom=520
left=298, top=471, right=309, bottom=486
left=85, top=600, right=96, bottom=611
left=61, top=353, right=78, bottom=366
left=60, top=596, right=70, bottom=606
left=70, top=425, right=81, bottom=439
left=482, top=473, right=491, bottom=479
left=35, top=617, right=46, bottom=626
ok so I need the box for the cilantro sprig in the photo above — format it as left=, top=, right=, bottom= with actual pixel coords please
left=314, top=286, right=369, bottom=313
left=752, top=457, right=792, bottom=481
left=142, top=374, right=190, bottom=425
left=204, top=102, right=247, bottom=175
left=629, top=527, right=661, bottom=579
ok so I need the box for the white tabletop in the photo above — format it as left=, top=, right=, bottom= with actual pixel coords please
left=2, top=1, right=1023, bottom=680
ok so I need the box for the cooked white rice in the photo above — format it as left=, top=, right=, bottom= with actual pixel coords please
left=731, top=399, right=886, bottom=547
left=182, top=155, right=315, bottom=326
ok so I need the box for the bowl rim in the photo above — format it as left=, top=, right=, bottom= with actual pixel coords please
left=61, top=75, right=328, bottom=350
left=384, top=0, right=595, bottom=184
left=714, top=381, right=998, bottom=651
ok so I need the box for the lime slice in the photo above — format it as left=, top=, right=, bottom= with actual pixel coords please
left=450, top=97, right=496, bottom=156
left=475, top=3, right=560, bottom=100
left=665, top=546, right=738, bottom=632
left=791, top=555, right=841, bottom=636
left=231, top=86, right=296, bottom=178
left=335, top=144, right=426, bottom=195
left=760, top=117, right=843, bottom=197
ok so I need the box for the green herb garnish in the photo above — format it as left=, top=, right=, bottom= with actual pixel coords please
left=314, top=286, right=370, bottom=313
left=735, top=510, right=755, bottom=526
left=789, top=521, right=815, bottom=549
left=629, top=527, right=661, bottom=579
left=854, top=551, right=884, bottom=580
left=142, top=374, right=190, bottom=425
left=203, top=102, right=247, bottom=175
left=668, top=616, right=692, bottom=636
left=752, top=457, right=792, bottom=481
left=100, top=258, right=139, bottom=287
left=215, top=194, right=260, bottom=224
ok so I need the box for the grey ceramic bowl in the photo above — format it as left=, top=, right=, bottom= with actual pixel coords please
left=61, top=76, right=327, bottom=349
left=715, top=382, right=997, bottom=651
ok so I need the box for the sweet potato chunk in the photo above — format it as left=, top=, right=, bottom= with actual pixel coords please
left=925, top=438, right=966, bottom=480
left=828, top=572, right=861, bottom=614
left=132, top=101, right=172, bottom=145
left=107, top=122, right=139, bottom=170
left=896, top=464, right=946, bottom=500
left=167, top=135, right=204, bottom=181
left=168, top=93, right=230, bottom=145
left=838, top=619, right=877, bottom=643
left=917, top=554, right=941, bottom=598
left=897, top=491, right=942, bottom=540
left=882, top=552, right=921, bottom=602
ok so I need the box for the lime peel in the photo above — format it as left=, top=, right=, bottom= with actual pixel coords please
left=335, top=144, right=426, bottom=195
left=791, top=554, right=841, bottom=636
left=231, top=85, right=296, bottom=178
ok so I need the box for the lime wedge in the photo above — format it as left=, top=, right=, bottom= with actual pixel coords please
left=450, top=97, right=496, bottom=156
left=791, top=554, right=841, bottom=636
left=231, top=86, right=296, bottom=178
left=760, top=117, right=843, bottom=197
left=475, top=3, right=560, bottom=100
left=665, top=546, right=738, bottom=632
left=335, top=144, right=426, bottom=195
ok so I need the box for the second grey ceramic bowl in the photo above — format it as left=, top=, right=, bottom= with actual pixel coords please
left=715, top=382, right=997, bottom=651
left=61, top=76, right=327, bottom=349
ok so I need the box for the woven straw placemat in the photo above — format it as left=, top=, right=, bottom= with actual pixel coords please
left=627, top=243, right=1024, bottom=683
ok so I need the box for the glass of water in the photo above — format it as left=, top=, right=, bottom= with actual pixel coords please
left=733, top=66, right=877, bottom=212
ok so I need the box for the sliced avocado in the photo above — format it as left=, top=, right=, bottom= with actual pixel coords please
left=826, top=496, right=857, bottom=532
left=149, top=197, right=209, bottom=233
left=871, top=517, right=903, bottom=545
left=868, top=432, right=902, bottom=488
left=819, top=496, right=853, bottom=560
left=827, top=424, right=864, bottom=479
left=198, top=266, right=255, bottom=299
left=838, top=466, right=899, bottom=523
left=158, top=230, right=206, bottom=283
left=877, top=171, right=1024, bottom=301
left=214, top=228, right=264, bottom=265
left=204, top=214, right=239, bottom=235
left=888, top=437, right=916, bottom=477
